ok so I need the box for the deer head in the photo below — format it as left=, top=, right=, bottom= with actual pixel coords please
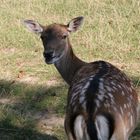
left=23, top=17, right=84, bottom=64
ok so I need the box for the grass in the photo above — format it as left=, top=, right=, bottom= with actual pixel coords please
left=0, top=0, right=140, bottom=139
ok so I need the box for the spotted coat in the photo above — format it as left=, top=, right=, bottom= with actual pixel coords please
left=66, top=61, right=138, bottom=139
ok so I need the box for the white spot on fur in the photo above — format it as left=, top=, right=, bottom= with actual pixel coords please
left=71, top=94, right=78, bottom=103
left=74, top=115, right=84, bottom=139
left=99, top=78, right=104, bottom=90
left=124, top=104, right=127, bottom=109
left=79, top=96, right=85, bottom=104
left=121, top=91, right=125, bottom=96
left=108, top=93, right=114, bottom=99
left=111, top=81, right=116, bottom=86
left=128, top=112, right=131, bottom=117
left=111, top=98, right=115, bottom=105
left=79, top=81, right=90, bottom=110
left=82, top=101, right=86, bottom=110
left=84, top=127, right=90, bottom=140
left=120, top=107, right=124, bottom=115
left=70, top=75, right=97, bottom=112
left=130, top=115, right=133, bottom=127
left=97, top=95, right=104, bottom=101
left=99, top=89, right=105, bottom=95
left=98, top=78, right=105, bottom=103
left=112, top=86, right=117, bottom=91
left=74, top=115, right=90, bottom=140
left=129, top=87, right=132, bottom=92
left=118, top=85, right=122, bottom=89
left=130, top=95, right=133, bottom=100
left=95, top=99, right=100, bottom=108
left=95, top=115, right=109, bottom=140
left=113, top=107, right=118, bottom=112
left=106, top=86, right=112, bottom=92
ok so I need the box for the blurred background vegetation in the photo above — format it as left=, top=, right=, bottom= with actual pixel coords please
left=0, top=0, right=140, bottom=139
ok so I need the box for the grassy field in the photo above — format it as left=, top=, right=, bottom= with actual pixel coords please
left=0, top=0, right=140, bottom=139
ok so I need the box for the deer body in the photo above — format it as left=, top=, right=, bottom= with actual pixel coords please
left=65, top=61, right=138, bottom=140
left=23, top=17, right=139, bottom=140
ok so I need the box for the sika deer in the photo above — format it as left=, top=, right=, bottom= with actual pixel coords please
left=23, top=17, right=139, bottom=140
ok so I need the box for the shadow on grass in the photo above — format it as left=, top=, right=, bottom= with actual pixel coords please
left=0, top=79, right=67, bottom=113
left=0, top=77, right=140, bottom=139
left=130, top=122, right=140, bottom=140
left=0, top=119, right=58, bottom=140
left=0, top=79, right=67, bottom=140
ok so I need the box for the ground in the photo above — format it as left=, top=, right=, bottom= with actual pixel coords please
left=0, top=0, right=140, bottom=139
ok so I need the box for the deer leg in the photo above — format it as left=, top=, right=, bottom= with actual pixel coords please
left=110, top=116, right=128, bottom=140
left=64, top=116, right=74, bottom=140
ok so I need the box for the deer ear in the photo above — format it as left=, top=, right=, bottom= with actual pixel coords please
left=22, top=20, right=43, bottom=34
left=67, top=16, right=84, bottom=32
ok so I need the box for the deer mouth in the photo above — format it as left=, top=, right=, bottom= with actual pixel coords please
left=44, top=55, right=61, bottom=64
left=44, top=56, right=54, bottom=64
left=43, top=51, right=54, bottom=64
left=43, top=51, right=63, bottom=64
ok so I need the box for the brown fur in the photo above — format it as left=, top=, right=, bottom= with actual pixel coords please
left=23, top=17, right=139, bottom=140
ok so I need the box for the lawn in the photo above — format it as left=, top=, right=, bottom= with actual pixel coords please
left=0, top=0, right=140, bottom=139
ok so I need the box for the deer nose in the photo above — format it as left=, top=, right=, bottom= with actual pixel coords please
left=43, top=51, right=54, bottom=59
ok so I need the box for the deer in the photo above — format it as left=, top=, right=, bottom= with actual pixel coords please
left=23, top=16, right=139, bottom=140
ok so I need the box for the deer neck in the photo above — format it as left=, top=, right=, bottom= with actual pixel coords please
left=54, top=40, right=86, bottom=85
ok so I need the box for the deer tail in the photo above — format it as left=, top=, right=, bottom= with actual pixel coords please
left=74, top=115, right=113, bottom=140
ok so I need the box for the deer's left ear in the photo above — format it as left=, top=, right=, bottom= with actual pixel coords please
left=22, top=20, right=44, bottom=34
left=67, top=16, right=84, bottom=32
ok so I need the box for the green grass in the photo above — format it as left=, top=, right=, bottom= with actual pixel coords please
left=0, top=0, right=140, bottom=139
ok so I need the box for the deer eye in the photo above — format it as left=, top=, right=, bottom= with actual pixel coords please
left=61, top=33, right=68, bottom=39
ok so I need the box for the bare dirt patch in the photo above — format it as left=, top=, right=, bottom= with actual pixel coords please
left=36, top=110, right=64, bottom=134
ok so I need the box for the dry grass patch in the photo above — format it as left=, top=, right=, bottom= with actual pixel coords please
left=0, top=0, right=140, bottom=139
